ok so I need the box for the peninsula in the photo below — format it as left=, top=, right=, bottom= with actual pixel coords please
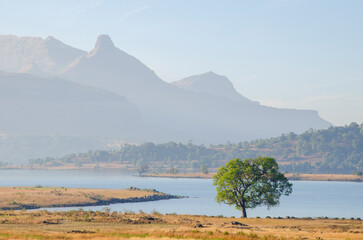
left=0, top=186, right=180, bottom=210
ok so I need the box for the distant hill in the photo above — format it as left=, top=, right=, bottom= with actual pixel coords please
left=0, top=35, right=86, bottom=75
left=171, top=71, right=258, bottom=104
left=238, top=122, right=363, bottom=174
left=0, top=71, right=185, bottom=142
left=0, top=70, right=191, bottom=164
left=0, top=34, right=331, bottom=143
left=30, top=123, right=363, bottom=174
left=59, top=34, right=331, bottom=142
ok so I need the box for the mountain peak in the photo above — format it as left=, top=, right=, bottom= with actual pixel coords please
left=0, top=35, right=86, bottom=74
left=87, top=34, right=115, bottom=57
left=45, top=36, right=56, bottom=41
left=172, top=71, right=231, bottom=89
left=172, top=72, right=258, bottom=104
left=44, top=35, right=63, bottom=46
left=198, top=71, right=226, bottom=80
left=204, top=71, right=218, bottom=75
left=96, top=34, right=114, bottom=49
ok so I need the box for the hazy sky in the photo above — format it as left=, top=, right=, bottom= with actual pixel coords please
left=1, top=0, right=362, bottom=126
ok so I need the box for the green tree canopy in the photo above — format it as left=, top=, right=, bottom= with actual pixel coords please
left=213, top=157, right=292, bottom=218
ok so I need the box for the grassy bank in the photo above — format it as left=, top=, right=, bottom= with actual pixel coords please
left=145, top=172, right=363, bottom=182
left=3, top=165, right=362, bottom=182
left=285, top=173, right=363, bottom=182
left=0, top=210, right=361, bottom=240
left=0, top=187, right=179, bottom=210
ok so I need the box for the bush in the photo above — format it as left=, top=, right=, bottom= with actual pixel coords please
left=123, top=209, right=135, bottom=214
left=151, top=209, right=161, bottom=215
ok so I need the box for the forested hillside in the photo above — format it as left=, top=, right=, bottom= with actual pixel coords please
left=246, top=122, right=363, bottom=174
left=27, top=123, right=363, bottom=174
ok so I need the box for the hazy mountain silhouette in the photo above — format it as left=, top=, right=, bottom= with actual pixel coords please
left=171, top=71, right=259, bottom=104
left=60, top=35, right=331, bottom=142
left=0, top=34, right=331, bottom=143
left=62, top=34, right=171, bottom=99
left=0, top=35, right=85, bottom=75
left=0, top=71, right=183, bottom=141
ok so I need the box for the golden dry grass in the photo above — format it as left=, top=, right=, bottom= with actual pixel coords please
left=145, top=173, right=215, bottom=179
left=0, top=211, right=361, bottom=240
left=6, top=164, right=362, bottom=182
left=0, top=187, right=172, bottom=210
left=146, top=173, right=363, bottom=182
left=284, top=173, right=363, bottom=182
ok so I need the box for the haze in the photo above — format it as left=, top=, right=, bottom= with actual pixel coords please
left=0, top=2, right=363, bottom=237
left=1, top=0, right=362, bottom=125
left=1, top=0, right=363, bottom=165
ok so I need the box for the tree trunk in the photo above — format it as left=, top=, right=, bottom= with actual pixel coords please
left=241, top=206, right=247, bottom=218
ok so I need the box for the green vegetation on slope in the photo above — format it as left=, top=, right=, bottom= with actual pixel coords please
left=27, top=123, right=363, bottom=174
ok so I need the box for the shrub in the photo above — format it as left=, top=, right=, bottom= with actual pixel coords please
left=237, top=231, right=246, bottom=236
left=151, top=209, right=161, bottom=215
left=123, top=209, right=135, bottom=214
left=102, top=207, right=111, bottom=214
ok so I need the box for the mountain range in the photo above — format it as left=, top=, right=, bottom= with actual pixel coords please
left=0, top=34, right=331, bottom=143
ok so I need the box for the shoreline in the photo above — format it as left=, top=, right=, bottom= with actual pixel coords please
left=2, top=166, right=362, bottom=182
left=144, top=172, right=363, bottom=182
left=0, top=186, right=182, bottom=211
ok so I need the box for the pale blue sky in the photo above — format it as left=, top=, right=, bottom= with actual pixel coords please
left=1, top=0, right=362, bottom=125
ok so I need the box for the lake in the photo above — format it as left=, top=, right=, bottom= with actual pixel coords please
left=0, top=170, right=362, bottom=218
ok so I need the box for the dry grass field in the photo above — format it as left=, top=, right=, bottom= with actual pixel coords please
left=285, top=173, right=363, bottom=182
left=0, top=187, right=177, bottom=210
left=145, top=173, right=363, bottom=182
left=145, top=173, right=215, bottom=179
left=4, top=164, right=362, bottom=183
left=0, top=210, right=361, bottom=240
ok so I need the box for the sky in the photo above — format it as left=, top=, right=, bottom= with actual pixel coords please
left=0, top=0, right=362, bottom=126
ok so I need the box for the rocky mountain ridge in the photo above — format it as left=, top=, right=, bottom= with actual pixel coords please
left=0, top=34, right=331, bottom=143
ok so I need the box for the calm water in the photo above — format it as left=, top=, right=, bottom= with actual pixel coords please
left=0, top=170, right=362, bottom=218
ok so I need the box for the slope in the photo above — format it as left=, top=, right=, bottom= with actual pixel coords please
left=0, top=71, right=159, bottom=139
left=0, top=35, right=86, bottom=74
left=0, top=34, right=331, bottom=142
left=171, top=71, right=258, bottom=104
left=61, top=35, right=331, bottom=142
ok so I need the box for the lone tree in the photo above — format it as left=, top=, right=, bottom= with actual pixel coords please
left=200, top=164, right=209, bottom=174
left=136, top=160, right=150, bottom=176
left=213, top=157, right=292, bottom=218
